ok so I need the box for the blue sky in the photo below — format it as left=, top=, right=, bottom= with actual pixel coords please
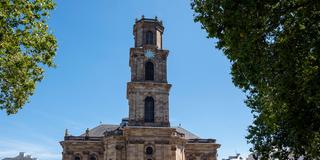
left=0, top=1, right=253, bottom=160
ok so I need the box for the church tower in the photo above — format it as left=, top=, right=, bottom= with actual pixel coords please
left=127, top=16, right=171, bottom=127
left=60, top=16, right=220, bottom=160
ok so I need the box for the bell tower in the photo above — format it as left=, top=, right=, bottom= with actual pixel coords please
left=127, top=16, right=171, bottom=127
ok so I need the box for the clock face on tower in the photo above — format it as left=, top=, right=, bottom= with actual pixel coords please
left=144, top=50, right=155, bottom=59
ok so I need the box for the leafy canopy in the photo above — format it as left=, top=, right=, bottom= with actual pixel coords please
left=0, top=0, right=57, bottom=115
left=192, top=0, right=320, bottom=159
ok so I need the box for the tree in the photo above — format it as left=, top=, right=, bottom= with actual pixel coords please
left=191, top=0, right=320, bottom=159
left=0, top=0, right=57, bottom=115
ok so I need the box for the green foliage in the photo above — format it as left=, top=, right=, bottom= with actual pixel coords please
left=0, top=0, right=57, bottom=115
left=192, top=0, right=320, bottom=159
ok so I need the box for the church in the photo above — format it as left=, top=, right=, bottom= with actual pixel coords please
left=60, top=16, right=220, bottom=160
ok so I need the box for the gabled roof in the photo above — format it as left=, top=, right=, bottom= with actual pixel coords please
left=80, top=124, right=200, bottom=139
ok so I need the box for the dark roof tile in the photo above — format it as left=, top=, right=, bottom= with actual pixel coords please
left=80, top=124, right=200, bottom=139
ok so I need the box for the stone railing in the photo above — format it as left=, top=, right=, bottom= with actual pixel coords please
left=187, top=138, right=216, bottom=143
left=104, top=128, right=123, bottom=137
left=172, top=131, right=185, bottom=138
left=64, top=136, right=102, bottom=141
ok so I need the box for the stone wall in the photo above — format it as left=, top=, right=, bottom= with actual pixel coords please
left=61, top=140, right=104, bottom=160
left=185, top=142, right=220, bottom=160
left=129, top=48, right=169, bottom=83
left=61, top=127, right=220, bottom=160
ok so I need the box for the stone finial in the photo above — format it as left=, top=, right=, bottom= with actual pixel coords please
left=65, top=129, right=69, bottom=137
left=85, top=128, right=90, bottom=137
left=155, top=16, right=158, bottom=20
left=141, top=15, right=145, bottom=19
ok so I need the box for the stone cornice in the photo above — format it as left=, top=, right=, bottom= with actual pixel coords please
left=127, top=82, right=171, bottom=91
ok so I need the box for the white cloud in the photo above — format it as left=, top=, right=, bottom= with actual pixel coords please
left=0, top=139, right=61, bottom=160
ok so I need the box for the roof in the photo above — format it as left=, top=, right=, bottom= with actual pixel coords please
left=80, top=124, right=119, bottom=137
left=175, top=126, right=200, bottom=139
left=80, top=124, right=200, bottom=139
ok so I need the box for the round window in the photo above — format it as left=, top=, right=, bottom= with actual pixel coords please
left=146, top=146, right=153, bottom=155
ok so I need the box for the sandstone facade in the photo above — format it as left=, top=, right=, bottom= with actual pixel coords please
left=60, top=16, right=220, bottom=160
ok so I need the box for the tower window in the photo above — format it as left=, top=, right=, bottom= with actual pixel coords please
left=145, top=61, right=154, bottom=81
left=144, top=97, right=155, bottom=123
left=146, top=31, right=154, bottom=45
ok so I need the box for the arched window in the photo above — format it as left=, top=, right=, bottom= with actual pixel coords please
left=89, top=155, right=97, bottom=160
left=145, top=61, right=154, bottom=81
left=144, top=97, right=155, bottom=123
left=74, top=155, right=81, bottom=160
left=146, top=31, right=154, bottom=45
